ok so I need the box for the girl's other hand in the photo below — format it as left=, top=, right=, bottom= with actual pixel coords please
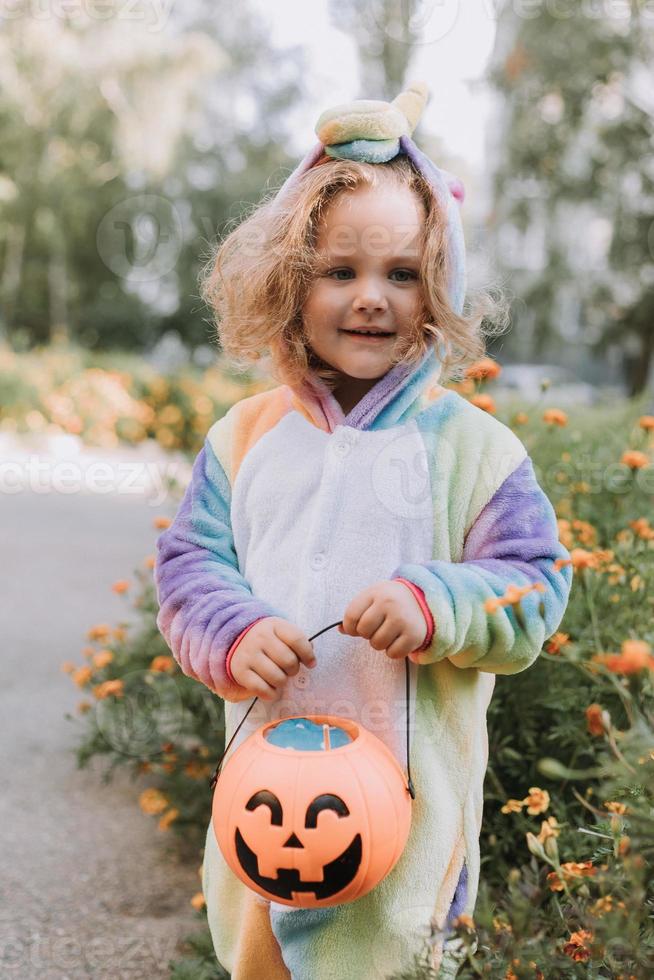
left=338, top=580, right=428, bottom=660
left=229, top=617, right=316, bottom=701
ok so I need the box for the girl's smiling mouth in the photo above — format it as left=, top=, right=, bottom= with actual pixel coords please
left=338, top=329, right=396, bottom=341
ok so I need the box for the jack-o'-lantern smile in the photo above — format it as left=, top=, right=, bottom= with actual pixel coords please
left=235, top=789, right=362, bottom=900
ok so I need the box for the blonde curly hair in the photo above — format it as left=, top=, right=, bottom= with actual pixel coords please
left=200, top=154, right=509, bottom=391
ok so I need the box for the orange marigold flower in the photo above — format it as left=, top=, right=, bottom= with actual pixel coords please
left=639, top=415, right=654, bottom=431
left=60, top=661, right=76, bottom=674
left=571, top=519, right=597, bottom=546
left=93, top=679, right=124, bottom=700
left=523, top=787, right=550, bottom=815
left=570, top=548, right=597, bottom=571
left=513, top=412, right=529, bottom=425
left=621, top=450, right=649, bottom=470
left=92, top=650, right=114, bottom=670
left=185, top=760, right=212, bottom=779
left=465, top=358, right=502, bottom=381
left=543, top=408, right=568, bottom=427
left=154, top=516, right=171, bottom=530
left=537, top=816, right=561, bottom=842
left=190, top=892, right=206, bottom=910
left=112, top=579, right=129, bottom=594
left=563, top=929, right=593, bottom=962
left=150, top=655, right=177, bottom=674
left=139, top=788, right=169, bottom=815
left=158, top=807, right=180, bottom=831
left=501, top=798, right=524, bottom=814
left=144, top=556, right=156, bottom=570
left=547, top=862, right=597, bottom=891
left=629, top=518, right=654, bottom=540
left=485, top=597, right=502, bottom=614
left=545, top=632, right=569, bottom=654
left=593, top=639, right=654, bottom=675
left=604, top=801, right=628, bottom=815
left=470, top=393, right=496, bottom=414
left=453, top=913, right=475, bottom=930
left=72, top=665, right=93, bottom=688
left=591, top=895, right=614, bottom=916
left=113, top=627, right=127, bottom=642
left=77, top=701, right=92, bottom=714
left=585, top=703, right=607, bottom=737
left=87, top=624, right=111, bottom=641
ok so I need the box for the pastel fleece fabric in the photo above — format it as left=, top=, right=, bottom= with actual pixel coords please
left=154, top=343, right=573, bottom=979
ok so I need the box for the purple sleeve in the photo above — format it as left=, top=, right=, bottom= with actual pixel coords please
left=391, top=456, right=573, bottom=674
left=153, top=439, right=285, bottom=699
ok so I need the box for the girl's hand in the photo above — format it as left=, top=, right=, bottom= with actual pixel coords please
left=229, top=617, right=316, bottom=701
left=338, top=580, right=428, bottom=660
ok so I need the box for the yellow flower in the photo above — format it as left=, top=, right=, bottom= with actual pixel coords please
left=523, top=787, right=550, bottom=815
left=158, top=808, right=180, bottom=831
left=604, top=801, right=627, bottom=815
left=139, top=788, right=169, bottom=815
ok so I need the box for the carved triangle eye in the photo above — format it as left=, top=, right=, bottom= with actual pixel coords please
left=246, top=790, right=283, bottom=826
left=305, top=794, right=350, bottom=828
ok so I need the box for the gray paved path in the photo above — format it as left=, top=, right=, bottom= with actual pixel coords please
left=0, top=438, right=204, bottom=979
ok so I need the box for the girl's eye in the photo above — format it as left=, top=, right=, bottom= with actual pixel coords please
left=327, top=269, right=354, bottom=281
left=326, top=269, right=417, bottom=282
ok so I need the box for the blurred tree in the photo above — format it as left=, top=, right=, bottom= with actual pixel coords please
left=486, top=1, right=654, bottom=395
left=0, top=0, right=304, bottom=353
left=327, top=0, right=415, bottom=99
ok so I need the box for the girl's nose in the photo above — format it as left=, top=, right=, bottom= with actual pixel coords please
left=352, top=281, right=389, bottom=314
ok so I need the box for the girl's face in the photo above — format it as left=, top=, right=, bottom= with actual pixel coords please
left=302, top=183, right=426, bottom=411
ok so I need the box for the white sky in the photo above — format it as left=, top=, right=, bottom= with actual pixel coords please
left=249, top=0, right=499, bottom=176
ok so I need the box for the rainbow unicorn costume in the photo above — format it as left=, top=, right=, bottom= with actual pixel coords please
left=154, top=84, right=573, bottom=979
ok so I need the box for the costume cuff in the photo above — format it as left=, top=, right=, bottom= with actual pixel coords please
left=225, top=617, right=269, bottom=684
left=393, top=577, right=434, bottom=652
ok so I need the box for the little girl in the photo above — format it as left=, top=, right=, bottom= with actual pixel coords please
left=154, top=83, right=573, bottom=980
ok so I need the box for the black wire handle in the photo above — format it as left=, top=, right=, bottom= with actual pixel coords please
left=209, top=620, right=416, bottom=800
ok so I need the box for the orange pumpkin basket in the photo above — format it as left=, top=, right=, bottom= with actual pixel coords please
left=209, top=619, right=416, bottom=908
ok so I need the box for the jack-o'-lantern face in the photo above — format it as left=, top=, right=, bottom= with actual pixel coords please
left=235, top=788, right=362, bottom=901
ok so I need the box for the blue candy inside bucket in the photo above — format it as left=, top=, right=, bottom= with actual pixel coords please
left=265, top=718, right=353, bottom=751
